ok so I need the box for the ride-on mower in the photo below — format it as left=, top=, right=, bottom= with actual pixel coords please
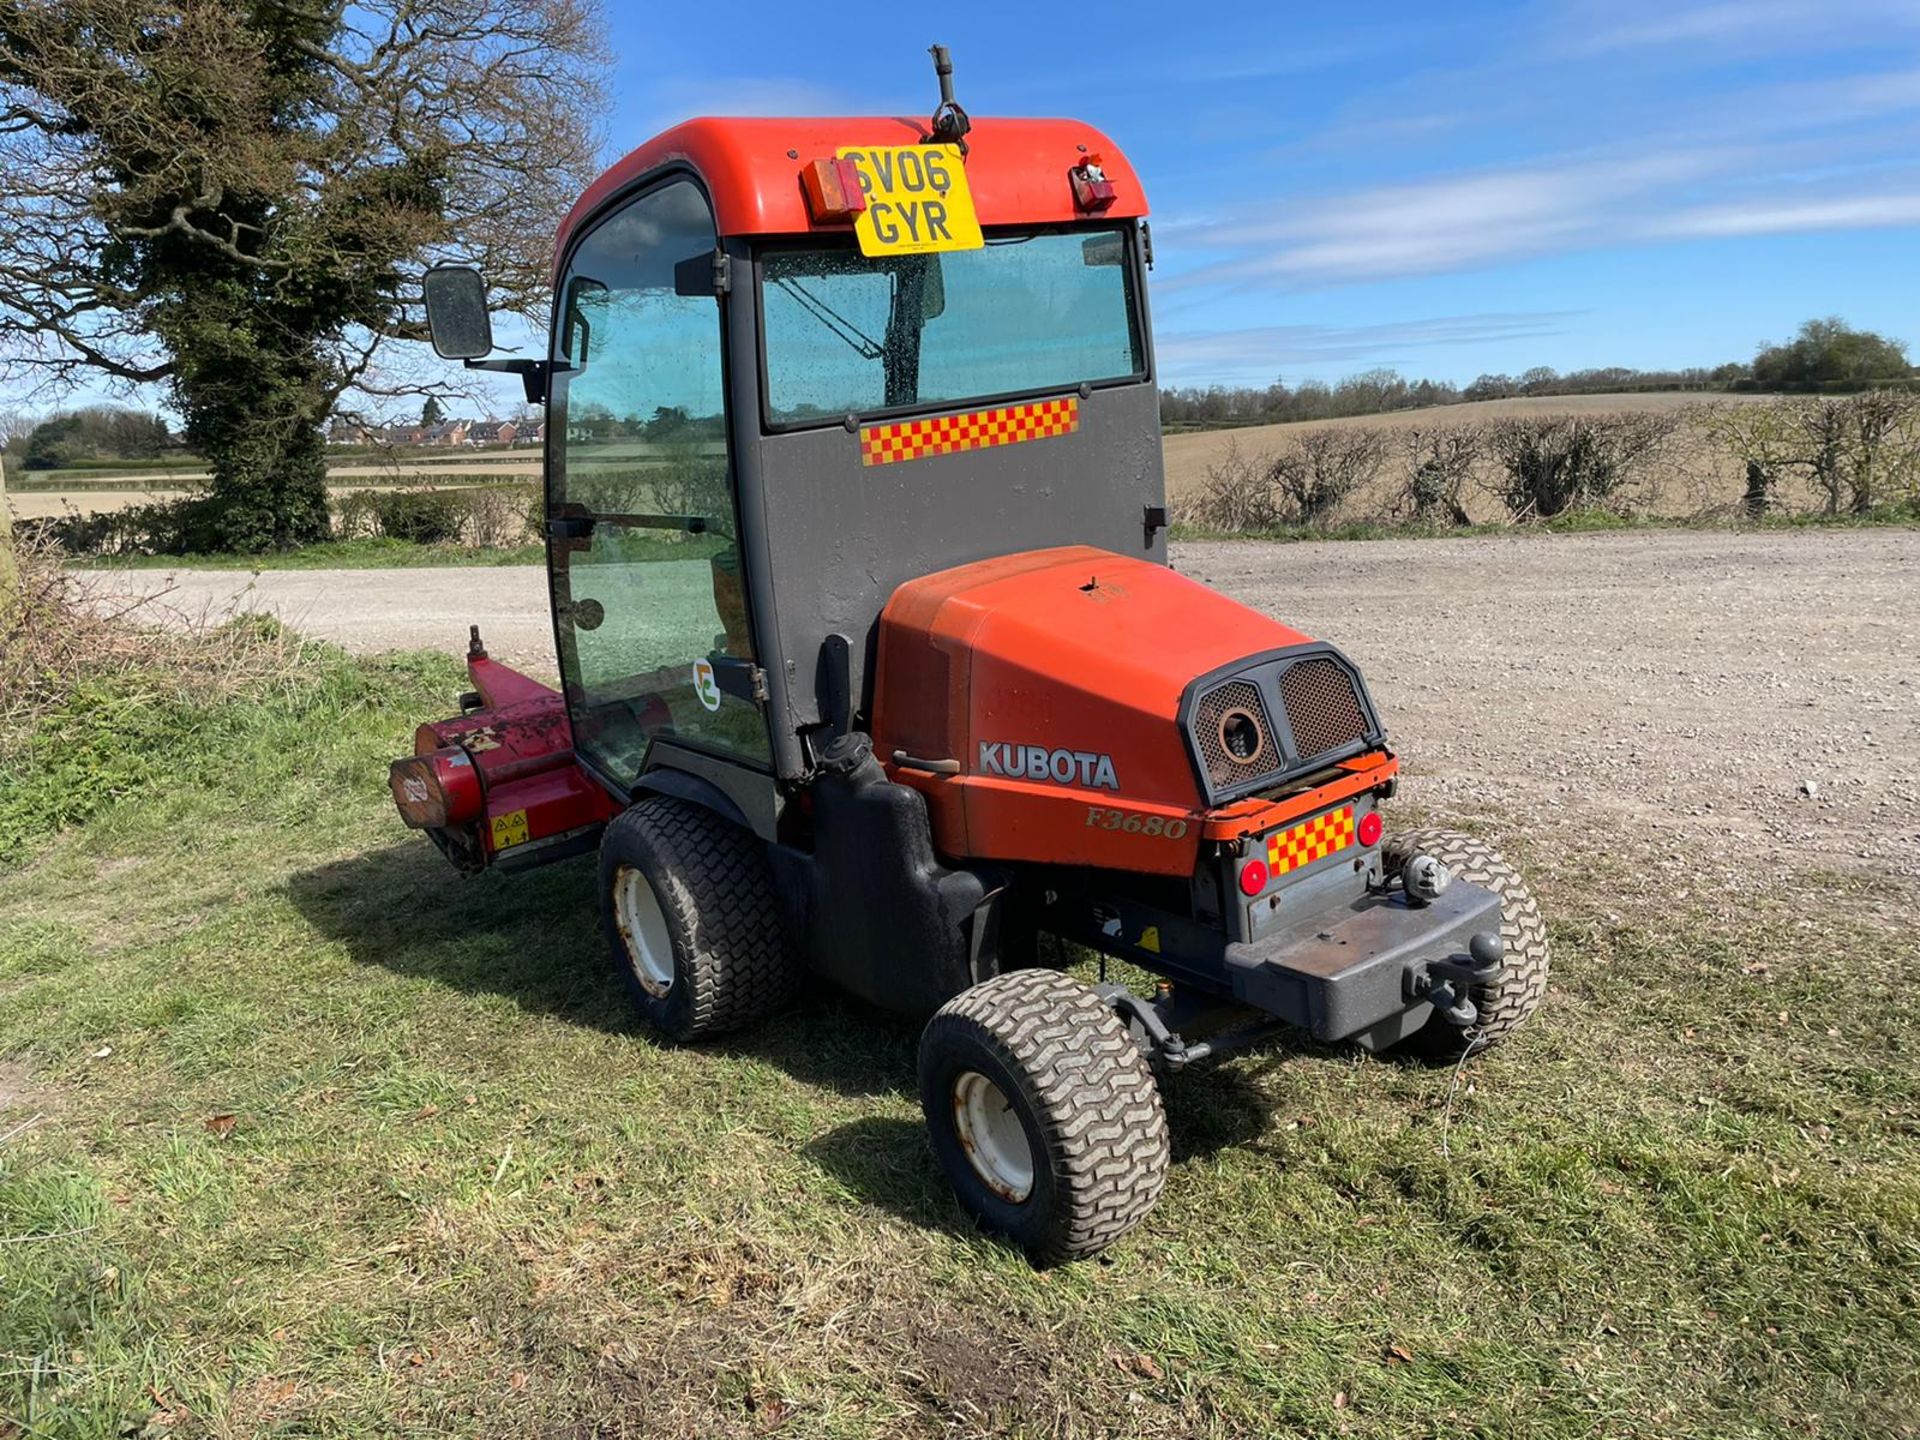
left=392, top=48, right=1549, bottom=1263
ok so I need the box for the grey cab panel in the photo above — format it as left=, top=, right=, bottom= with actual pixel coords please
left=742, top=381, right=1169, bottom=744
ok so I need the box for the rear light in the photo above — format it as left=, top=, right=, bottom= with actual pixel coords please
left=389, top=757, right=446, bottom=828
left=1358, top=810, right=1383, bottom=847
left=802, top=156, right=868, bottom=222
left=388, top=748, right=481, bottom=829
left=1070, top=154, right=1117, bottom=212
left=1238, top=857, right=1269, bottom=896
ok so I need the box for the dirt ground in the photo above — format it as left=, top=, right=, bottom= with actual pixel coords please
left=82, top=527, right=1920, bottom=887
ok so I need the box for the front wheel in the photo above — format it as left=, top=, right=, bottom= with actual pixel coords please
left=918, top=971, right=1169, bottom=1265
left=1383, top=826, right=1550, bottom=1055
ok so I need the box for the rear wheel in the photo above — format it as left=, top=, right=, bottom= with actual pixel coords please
left=1383, top=826, right=1550, bottom=1054
left=918, top=971, right=1169, bottom=1265
left=597, top=796, right=800, bottom=1041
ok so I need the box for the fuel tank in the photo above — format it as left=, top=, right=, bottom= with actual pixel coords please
left=870, top=545, right=1384, bottom=875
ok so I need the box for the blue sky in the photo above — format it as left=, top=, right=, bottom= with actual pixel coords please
left=602, top=0, right=1920, bottom=392
left=14, top=0, right=1920, bottom=418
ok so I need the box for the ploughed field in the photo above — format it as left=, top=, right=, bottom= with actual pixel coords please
left=11, top=527, right=1919, bottom=1437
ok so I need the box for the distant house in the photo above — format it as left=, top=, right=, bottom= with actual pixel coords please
left=466, top=420, right=520, bottom=446
left=326, top=416, right=543, bottom=449
left=422, top=420, right=471, bottom=446
left=329, top=419, right=394, bottom=445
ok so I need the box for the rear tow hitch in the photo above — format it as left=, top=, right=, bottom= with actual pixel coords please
left=1410, top=932, right=1505, bottom=1028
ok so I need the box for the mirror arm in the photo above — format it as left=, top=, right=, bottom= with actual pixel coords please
left=463, top=358, right=551, bottom=405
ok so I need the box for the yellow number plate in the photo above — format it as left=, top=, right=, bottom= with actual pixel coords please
left=837, top=145, right=983, bottom=257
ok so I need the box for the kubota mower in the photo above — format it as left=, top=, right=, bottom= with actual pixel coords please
left=393, top=49, right=1549, bottom=1263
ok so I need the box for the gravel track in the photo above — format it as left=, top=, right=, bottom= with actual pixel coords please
left=83, top=528, right=1920, bottom=883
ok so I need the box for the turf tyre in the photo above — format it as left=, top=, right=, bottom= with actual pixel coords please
left=1382, top=826, right=1549, bottom=1055
left=598, top=796, right=799, bottom=1041
left=918, top=970, right=1169, bottom=1265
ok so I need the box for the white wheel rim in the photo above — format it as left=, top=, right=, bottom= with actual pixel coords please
left=613, top=865, right=675, bottom=998
left=951, top=1070, right=1035, bottom=1203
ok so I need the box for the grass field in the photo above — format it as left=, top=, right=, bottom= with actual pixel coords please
left=10, top=392, right=1758, bottom=525
left=3, top=620, right=1916, bottom=1437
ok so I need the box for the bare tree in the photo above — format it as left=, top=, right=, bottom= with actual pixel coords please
left=0, top=0, right=607, bottom=549
left=1701, top=402, right=1802, bottom=517
left=1394, top=425, right=1479, bottom=526
left=0, top=408, right=19, bottom=597
left=1483, top=413, right=1678, bottom=520
left=1182, top=439, right=1281, bottom=534
left=1270, top=428, right=1387, bottom=527
left=1835, top=389, right=1920, bottom=512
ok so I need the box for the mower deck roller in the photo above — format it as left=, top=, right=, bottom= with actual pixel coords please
left=395, top=48, right=1549, bottom=1263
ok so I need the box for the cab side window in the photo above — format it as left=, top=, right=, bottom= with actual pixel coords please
left=550, top=180, right=767, bottom=781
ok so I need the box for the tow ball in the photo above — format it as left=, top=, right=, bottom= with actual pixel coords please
left=1409, top=932, right=1506, bottom=1028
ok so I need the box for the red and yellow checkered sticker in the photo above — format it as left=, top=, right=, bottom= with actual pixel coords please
left=1265, top=804, right=1356, bottom=878
left=859, top=396, right=1078, bottom=467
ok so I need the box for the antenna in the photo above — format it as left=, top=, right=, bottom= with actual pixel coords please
left=927, top=44, right=971, bottom=153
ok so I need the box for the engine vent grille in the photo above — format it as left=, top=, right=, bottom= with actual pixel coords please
left=1279, top=658, right=1369, bottom=761
left=1193, top=679, right=1275, bottom=789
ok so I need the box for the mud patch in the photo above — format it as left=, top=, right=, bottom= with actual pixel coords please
left=591, top=1302, right=787, bottom=1438
left=0, top=1061, right=49, bottom=1120
left=896, top=1309, right=1057, bottom=1426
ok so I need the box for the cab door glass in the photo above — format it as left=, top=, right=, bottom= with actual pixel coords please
left=551, top=180, right=768, bottom=780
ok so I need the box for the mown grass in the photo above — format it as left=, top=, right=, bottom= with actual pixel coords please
left=2, top=639, right=1916, bottom=1438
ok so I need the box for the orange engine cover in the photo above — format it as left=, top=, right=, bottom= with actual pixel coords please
left=871, top=545, right=1333, bottom=875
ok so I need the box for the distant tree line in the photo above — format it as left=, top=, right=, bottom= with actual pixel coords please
left=1161, top=318, right=1915, bottom=430
left=4, top=406, right=177, bottom=470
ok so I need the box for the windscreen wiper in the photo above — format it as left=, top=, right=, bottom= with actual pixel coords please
left=771, top=275, right=886, bottom=361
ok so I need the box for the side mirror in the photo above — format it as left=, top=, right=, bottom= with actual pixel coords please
left=919, top=254, right=945, bottom=321
left=423, top=265, right=493, bottom=360
left=561, top=275, right=609, bottom=365
left=1081, top=232, right=1125, bottom=267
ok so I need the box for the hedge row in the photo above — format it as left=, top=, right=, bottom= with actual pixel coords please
left=21, top=484, right=540, bottom=557
left=1177, top=392, right=1920, bottom=535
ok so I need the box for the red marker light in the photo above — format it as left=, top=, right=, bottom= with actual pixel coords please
left=1358, top=811, right=1384, bottom=847
left=801, top=156, right=868, bottom=222
left=1238, top=857, right=1269, bottom=896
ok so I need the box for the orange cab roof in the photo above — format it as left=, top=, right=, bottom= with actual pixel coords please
left=557, top=115, right=1148, bottom=258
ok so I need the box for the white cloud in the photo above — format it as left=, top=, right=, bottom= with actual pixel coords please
left=1164, top=148, right=1739, bottom=287
left=1654, top=192, right=1920, bottom=237
left=1557, top=0, right=1920, bottom=57
left=1161, top=73, right=1920, bottom=294
left=1155, top=312, right=1582, bottom=382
